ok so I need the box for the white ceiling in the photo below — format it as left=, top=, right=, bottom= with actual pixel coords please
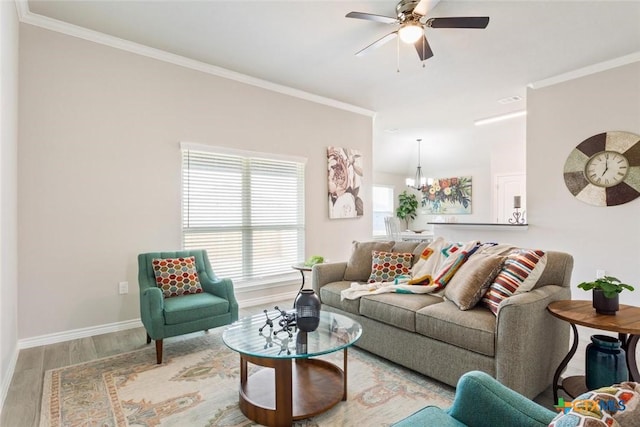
left=26, top=1, right=640, bottom=174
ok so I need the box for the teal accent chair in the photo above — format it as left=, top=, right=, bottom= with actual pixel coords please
left=392, top=371, right=556, bottom=427
left=138, top=250, right=239, bottom=364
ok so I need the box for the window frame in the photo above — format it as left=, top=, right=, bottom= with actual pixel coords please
left=180, top=142, right=306, bottom=289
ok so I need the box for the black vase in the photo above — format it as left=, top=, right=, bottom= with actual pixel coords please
left=593, top=289, right=619, bottom=315
left=295, top=289, right=321, bottom=332
left=585, top=334, right=628, bottom=389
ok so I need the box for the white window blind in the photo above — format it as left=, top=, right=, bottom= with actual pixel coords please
left=182, top=146, right=305, bottom=287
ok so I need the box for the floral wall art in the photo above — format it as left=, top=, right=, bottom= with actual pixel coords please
left=421, top=176, right=472, bottom=214
left=327, top=146, right=363, bottom=219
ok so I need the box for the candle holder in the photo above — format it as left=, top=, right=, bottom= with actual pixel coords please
left=508, top=208, right=526, bottom=224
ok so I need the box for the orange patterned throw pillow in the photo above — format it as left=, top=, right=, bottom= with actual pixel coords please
left=152, top=256, right=203, bottom=298
left=368, top=251, right=413, bottom=283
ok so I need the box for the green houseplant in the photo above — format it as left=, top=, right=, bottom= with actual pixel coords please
left=396, top=191, right=418, bottom=222
left=577, top=276, right=634, bottom=315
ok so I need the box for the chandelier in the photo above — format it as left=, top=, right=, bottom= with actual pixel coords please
left=405, top=139, right=426, bottom=190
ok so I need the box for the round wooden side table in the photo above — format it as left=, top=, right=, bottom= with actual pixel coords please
left=547, top=299, right=640, bottom=402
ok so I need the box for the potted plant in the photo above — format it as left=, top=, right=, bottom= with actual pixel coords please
left=396, top=191, right=418, bottom=226
left=577, top=276, right=634, bottom=315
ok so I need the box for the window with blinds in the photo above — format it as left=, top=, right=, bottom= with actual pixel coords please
left=182, top=145, right=305, bottom=287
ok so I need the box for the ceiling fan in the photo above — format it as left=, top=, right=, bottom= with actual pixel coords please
left=346, top=0, right=489, bottom=61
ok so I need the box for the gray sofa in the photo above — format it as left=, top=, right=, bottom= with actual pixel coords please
left=312, top=240, right=573, bottom=399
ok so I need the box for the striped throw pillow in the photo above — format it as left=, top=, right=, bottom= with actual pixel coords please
left=481, top=249, right=547, bottom=315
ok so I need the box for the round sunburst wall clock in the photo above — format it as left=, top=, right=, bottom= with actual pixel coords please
left=563, top=131, right=640, bottom=207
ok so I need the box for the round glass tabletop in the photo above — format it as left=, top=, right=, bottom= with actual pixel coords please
left=222, top=310, right=362, bottom=359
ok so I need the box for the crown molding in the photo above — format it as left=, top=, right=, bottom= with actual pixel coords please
left=528, top=51, right=640, bottom=90
left=15, top=1, right=376, bottom=118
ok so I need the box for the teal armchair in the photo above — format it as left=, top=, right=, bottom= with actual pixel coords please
left=138, top=250, right=239, bottom=363
left=392, top=371, right=556, bottom=427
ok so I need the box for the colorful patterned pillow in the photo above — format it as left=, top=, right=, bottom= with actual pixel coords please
left=344, top=240, right=395, bottom=282
left=548, top=382, right=640, bottom=427
left=481, top=249, right=547, bottom=315
left=152, top=256, right=203, bottom=298
left=368, top=251, right=413, bottom=283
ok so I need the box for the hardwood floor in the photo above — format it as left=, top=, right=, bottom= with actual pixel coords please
left=0, top=302, right=276, bottom=427
left=0, top=302, right=632, bottom=426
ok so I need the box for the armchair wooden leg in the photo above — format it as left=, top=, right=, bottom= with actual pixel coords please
left=155, top=339, right=163, bottom=364
left=146, top=333, right=151, bottom=344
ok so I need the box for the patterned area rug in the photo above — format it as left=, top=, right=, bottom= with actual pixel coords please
left=40, top=329, right=454, bottom=426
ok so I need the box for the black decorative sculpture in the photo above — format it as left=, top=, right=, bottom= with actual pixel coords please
left=258, top=306, right=297, bottom=337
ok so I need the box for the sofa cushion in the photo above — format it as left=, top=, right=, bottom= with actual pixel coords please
left=416, top=300, right=496, bottom=356
left=344, top=241, right=394, bottom=282
left=481, top=249, right=547, bottom=315
left=368, top=251, right=414, bottom=283
left=318, top=281, right=361, bottom=315
left=444, top=253, right=506, bottom=310
left=390, top=241, right=421, bottom=254
left=359, top=293, right=444, bottom=332
left=163, top=292, right=229, bottom=325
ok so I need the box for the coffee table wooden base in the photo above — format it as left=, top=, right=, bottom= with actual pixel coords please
left=239, top=350, right=347, bottom=427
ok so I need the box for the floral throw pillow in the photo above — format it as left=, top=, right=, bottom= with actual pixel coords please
left=152, top=256, right=203, bottom=298
left=368, top=251, right=413, bottom=283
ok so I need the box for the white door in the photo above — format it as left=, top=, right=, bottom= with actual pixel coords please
left=495, top=174, right=526, bottom=223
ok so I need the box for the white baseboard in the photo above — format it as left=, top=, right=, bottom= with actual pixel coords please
left=0, top=346, right=19, bottom=418
left=17, top=289, right=298, bottom=350
left=18, top=318, right=143, bottom=349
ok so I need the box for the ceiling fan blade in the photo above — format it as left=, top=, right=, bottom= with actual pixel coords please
left=414, top=0, right=441, bottom=16
left=346, top=11, right=398, bottom=24
left=355, top=31, right=398, bottom=57
left=427, top=17, right=490, bottom=29
left=414, top=35, right=434, bottom=61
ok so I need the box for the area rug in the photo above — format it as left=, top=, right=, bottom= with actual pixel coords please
left=40, top=329, right=454, bottom=427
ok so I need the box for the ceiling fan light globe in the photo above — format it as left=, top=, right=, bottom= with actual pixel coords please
left=398, top=23, right=423, bottom=44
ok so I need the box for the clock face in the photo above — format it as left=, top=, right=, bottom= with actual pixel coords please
left=584, top=151, right=629, bottom=187
left=563, top=131, right=640, bottom=207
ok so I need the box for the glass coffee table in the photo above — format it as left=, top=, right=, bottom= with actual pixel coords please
left=222, top=310, right=362, bottom=427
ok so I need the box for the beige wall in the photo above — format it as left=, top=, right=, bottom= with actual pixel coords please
left=526, top=61, right=640, bottom=307
left=0, top=0, right=19, bottom=405
left=18, top=24, right=373, bottom=339
left=437, top=61, right=640, bottom=307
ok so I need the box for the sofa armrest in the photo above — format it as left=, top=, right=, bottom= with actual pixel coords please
left=200, top=275, right=239, bottom=323
left=495, top=284, right=571, bottom=398
left=447, top=371, right=555, bottom=427
left=312, top=262, right=347, bottom=299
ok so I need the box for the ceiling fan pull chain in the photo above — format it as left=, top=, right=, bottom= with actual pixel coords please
left=396, top=36, right=400, bottom=73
